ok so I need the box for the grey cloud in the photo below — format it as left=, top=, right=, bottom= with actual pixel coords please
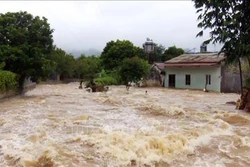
left=0, top=1, right=222, bottom=56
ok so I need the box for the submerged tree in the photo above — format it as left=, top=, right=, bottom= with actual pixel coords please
left=75, top=54, right=101, bottom=79
left=0, top=11, right=54, bottom=91
left=193, top=0, right=250, bottom=95
left=119, top=57, right=150, bottom=88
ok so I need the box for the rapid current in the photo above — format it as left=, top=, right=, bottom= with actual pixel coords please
left=0, top=83, right=249, bottom=167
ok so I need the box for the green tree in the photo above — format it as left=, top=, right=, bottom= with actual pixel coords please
left=162, top=46, right=184, bottom=61
left=100, top=39, right=144, bottom=71
left=149, top=44, right=165, bottom=63
left=0, top=11, right=54, bottom=91
left=49, top=47, right=76, bottom=80
left=119, top=57, right=150, bottom=85
left=193, top=0, right=250, bottom=94
left=75, top=54, right=101, bottom=79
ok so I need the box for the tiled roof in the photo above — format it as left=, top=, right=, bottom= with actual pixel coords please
left=154, top=63, right=165, bottom=71
left=165, top=62, right=219, bottom=67
left=165, top=52, right=225, bottom=64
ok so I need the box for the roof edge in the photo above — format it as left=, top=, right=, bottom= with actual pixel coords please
left=165, top=61, right=222, bottom=64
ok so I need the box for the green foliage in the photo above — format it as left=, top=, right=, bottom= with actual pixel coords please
left=102, top=69, right=122, bottom=84
left=40, top=57, right=56, bottom=80
left=94, top=76, right=118, bottom=86
left=119, top=57, right=150, bottom=84
left=49, top=47, right=76, bottom=80
left=193, top=0, right=250, bottom=94
left=0, top=11, right=54, bottom=90
left=154, top=44, right=165, bottom=62
left=193, top=0, right=250, bottom=59
left=75, top=54, right=101, bottom=79
left=100, top=39, right=144, bottom=71
left=99, top=69, right=108, bottom=78
left=162, top=46, right=184, bottom=62
left=0, top=70, right=17, bottom=92
left=0, top=62, right=5, bottom=70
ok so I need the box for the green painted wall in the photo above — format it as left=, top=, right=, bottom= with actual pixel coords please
left=164, top=66, right=222, bottom=92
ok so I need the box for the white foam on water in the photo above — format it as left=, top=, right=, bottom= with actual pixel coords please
left=0, top=83, right=249, bottom=166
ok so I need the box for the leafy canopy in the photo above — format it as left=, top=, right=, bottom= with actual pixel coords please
left=193, top=0, right=250, bottom=58
left=49, top=47, right=76, bottom=79
left=0, top=11, right=54, bottom=89
left=163, top=46, right=184, bottom=61
left=148, top=44, right=165, bottom=63
left=119, top=57, right=150, bottom=84
left=100, top=39, right=144, bottom=71
left=75, top=54, right=101, bottom=79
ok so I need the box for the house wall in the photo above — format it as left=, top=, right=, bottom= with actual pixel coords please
left=221, top=65, right=241, bottom=93
left=164, top=66, right=222, bottom=92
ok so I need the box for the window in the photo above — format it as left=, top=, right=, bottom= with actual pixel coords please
left=185, top=74, right=191, bottom=85
left=206, top=75, right=211, bottom=85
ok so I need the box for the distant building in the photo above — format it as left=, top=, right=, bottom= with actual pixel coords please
left=164, top=53, right=241, bottom=93
left=143, top=38, right=155, bottom=64
left=200, top=44, right=207, bottom=53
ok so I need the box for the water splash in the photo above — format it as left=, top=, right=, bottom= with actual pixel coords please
left=0, top=83, right=248, bottom=167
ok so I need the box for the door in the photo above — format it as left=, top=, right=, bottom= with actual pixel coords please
left=168, top=74, right=176, bottom=87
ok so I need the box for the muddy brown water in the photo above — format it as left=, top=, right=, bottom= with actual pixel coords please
left=0, top=83, right=249, bottom=167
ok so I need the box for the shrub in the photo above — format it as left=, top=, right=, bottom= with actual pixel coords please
left=94, top=76, right=118, bottom=86
left=0, top=70, right=18, bottom=92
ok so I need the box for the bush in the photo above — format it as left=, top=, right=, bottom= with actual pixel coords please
left=0, top=70, right=18, bottom=92
left=94, top=76, right=118, bottom=86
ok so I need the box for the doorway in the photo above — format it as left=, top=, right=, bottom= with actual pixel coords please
left=168, top=74, right=176, bottom=88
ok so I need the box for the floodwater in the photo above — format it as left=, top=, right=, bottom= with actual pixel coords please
left=0, top=83, right=249, bottom=167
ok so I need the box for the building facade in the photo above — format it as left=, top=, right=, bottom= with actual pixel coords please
left=164, top=53, right=241, bottom=92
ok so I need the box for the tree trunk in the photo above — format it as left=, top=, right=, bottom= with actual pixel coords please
left=57, top=74, right=60, bottom=81
left=239, top=57, right=243, bottom=96
left=18, top=74, right=26, bottom=94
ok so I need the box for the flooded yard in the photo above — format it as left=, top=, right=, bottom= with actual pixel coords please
left=0, top=83, right=249, bottom=167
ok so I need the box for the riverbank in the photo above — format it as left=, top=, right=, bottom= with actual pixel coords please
left=0, top=82, right=37, bottom=100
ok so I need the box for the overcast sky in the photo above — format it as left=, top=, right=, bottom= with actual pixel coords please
left=0, top=1, right=221, bottom=54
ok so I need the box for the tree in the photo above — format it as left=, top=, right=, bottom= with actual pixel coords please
left=119, top=57, right=150, bottom=85
left=100, top=40, right=144, bottom=71
left=75, top=54, right=101, bottom=79
left=150, top=44, right=165, bottom=62
left=193, top=0, right=250, bottom=95
left=162, top=46, right=184, bottom=61
left=49, top=47, right=76, bottom=80
left=0, top=11, right=54, bottom=91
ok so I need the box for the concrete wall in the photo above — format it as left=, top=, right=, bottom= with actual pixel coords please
left=164, top=66, right=222, bottom=92
left=221, top=65, right=241, bottom=93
